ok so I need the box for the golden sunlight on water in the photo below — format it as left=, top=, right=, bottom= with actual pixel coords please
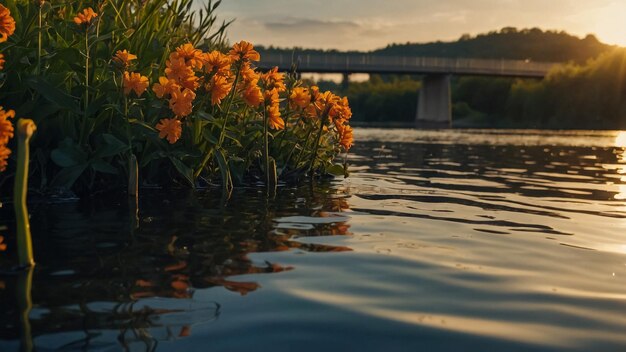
left=615, top=131, right=626, bottom=148
left=614, top=132, right=626, bottom=199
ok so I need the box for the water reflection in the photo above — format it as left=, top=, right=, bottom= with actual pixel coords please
left=3, top=128, right=626, bottom=351
left=0, top=184, right=352, bottom=349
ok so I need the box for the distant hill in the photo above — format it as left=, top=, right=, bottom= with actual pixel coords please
left=258, top=27, right=614, bottom=63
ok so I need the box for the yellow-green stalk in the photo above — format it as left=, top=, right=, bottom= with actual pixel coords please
left=13, top=119, right=36, bottom=268
left=17, top=266, right=34, bottom=352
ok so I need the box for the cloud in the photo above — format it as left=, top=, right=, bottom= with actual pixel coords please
left=212, top=0, right=624, bottom=50
left=265, top=18, right=361, bottom=33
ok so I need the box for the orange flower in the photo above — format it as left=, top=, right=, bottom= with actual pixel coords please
left=242, top=82, right=263, bottom=107
left=169, top=88, right=195, bottom=117
left=261, top=67, right=286, bottom=92
left=240, top=62, right=259, bottom=83
left=209, top=75, right=231, bottom=106
left=123, top=71, right=149, bottom=97
left=165, top=56, right=198, bottom=91
left=264, top=88, right=280, bottom=106
left=173, top=43, right=204, bottom=70
left=289, top=87, right=311, bottom=109
left=315, top=91, right=340, bottom=115
left=178, top=74, right=200, bottom=92
left=0, top=106, right=14, bottom=172
left=73, top=7, right=98, bottom=26
left=267, top=104, right=284, bottom=130
left=263, top=89, right=284, bottom=129
left=112, top=50, right=137, bottom=68
left=0, top=235, right=7, bottom=251
left=156, top=118, right=182, bottom=144
left=337, top=123, right=353, bottom=151
left=0, top=106, right=15, bottom=144
left=202, top=50, right=232, bottom=76
left=0, top=144, right=10, bottom=172
left=229, top=40, right=260, bottom=62
left=0, top=53, right=4, bottom=70
left=305, top=86, right=322, bottom=118
left=0, top=5, right=16, bottom=43
left=152, top=76, right=180, bottom=98
left=330, top=96, right=352, bottom=121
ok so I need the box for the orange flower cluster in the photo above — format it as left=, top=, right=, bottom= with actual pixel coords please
left=0, top=4, right=16, bottom=43
left=152, top=43, right=207, bottom=123
left=327, top=94, right=353, bottom=151
left=149, top=40, right=354, bottom=152
left=0, top=4, right=16, bottom=71
left=264, top=89, right=284, bottom=130
left=73, top=7, right=98, bottom=26
left=290, top=85, right=353, bottom=150
left=0, top=106, right=15, bottom=172
left=239, top=62, right=263, bottom=107
left=258, top=66, right=286, bottom=130
left=153, top=43, right=245, bottom=143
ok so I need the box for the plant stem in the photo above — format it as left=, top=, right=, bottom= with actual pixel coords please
left=294, top=123, right=315, bottom=168
left=263, top=102, right=270, bottom=193
left=79, top=32, right=90, bottom=145
left=37, top=5, right=42, bottom=75
left=194, top=63, right=242, bottom=179
left=17, top=267, right=34, bottom=352
left=13, top=119, right=37, bottom=268
left=85, top=33, right=89, bottom=114
left=308, top=109, right=329, bottom=176
left=217, top=67, right=242, bottom=147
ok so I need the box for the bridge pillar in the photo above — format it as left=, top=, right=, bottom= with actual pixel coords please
left=341, top=72, right=350, bottom=91
left=416, top=74, right=451, bottom=127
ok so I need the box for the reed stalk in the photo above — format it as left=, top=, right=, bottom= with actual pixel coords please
left=13, top=119, right=37, bottom=268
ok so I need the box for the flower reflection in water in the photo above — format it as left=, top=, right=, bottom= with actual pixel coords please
left=0, top=184, right=353, bottom=350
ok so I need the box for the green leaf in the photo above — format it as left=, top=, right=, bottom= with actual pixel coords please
left=196, top=111, right=216, bottom=121
left=91, top=159, right=118, bottom=174
left=96, top=134, right=128, bottom=158
left=26, top=77, right=79, bottom=113
left=51, top=139, right=87, bottom=167
left=214, top=148, right=233, bottom=195
left=129, top=118, right=158, bottom=132
left=326, top=164, right=345, bottom=176
left=50, top=165, right=88, bottom=189
left=169, top=156, right=194, bottom=186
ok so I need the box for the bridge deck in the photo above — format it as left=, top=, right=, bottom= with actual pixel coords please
left=258, top=53, right=558, bottom=78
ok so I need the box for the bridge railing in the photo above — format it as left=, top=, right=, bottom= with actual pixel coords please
left=258, top=53, right=558, bottom=77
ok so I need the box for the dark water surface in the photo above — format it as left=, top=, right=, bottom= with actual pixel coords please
left=2, top=128, right=626, bottom=351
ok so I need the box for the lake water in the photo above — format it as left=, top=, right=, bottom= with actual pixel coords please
left=2, top=128, right=626, bottom=351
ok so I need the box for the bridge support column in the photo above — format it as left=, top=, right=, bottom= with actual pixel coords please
left=416, top=74, right=451, bottom=127
left=341, top=72, right=350, bottom=91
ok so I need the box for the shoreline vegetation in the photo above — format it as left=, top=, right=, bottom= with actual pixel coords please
left=265, top=28, right=625, bottom=129
left=0, top=1, right=354, bottom=198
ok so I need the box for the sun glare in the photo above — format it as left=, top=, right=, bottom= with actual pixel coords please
left=587, top=2, right=626, bottom=47
left=614, top=132, right=626, bottom=148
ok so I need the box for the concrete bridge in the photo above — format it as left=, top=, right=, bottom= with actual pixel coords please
left=258, top=53, right=560, bottom=125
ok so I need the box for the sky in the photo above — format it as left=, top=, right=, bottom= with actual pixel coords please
left=200, top=0, right=626, bottom=51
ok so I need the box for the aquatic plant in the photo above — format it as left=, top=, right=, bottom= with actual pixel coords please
left=13, top=119, right=37, bottom=267
left=0, top=0, right=352, bottom=198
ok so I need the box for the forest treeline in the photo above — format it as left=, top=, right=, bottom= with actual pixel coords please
left=259, top=27, right=613, bottom=64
